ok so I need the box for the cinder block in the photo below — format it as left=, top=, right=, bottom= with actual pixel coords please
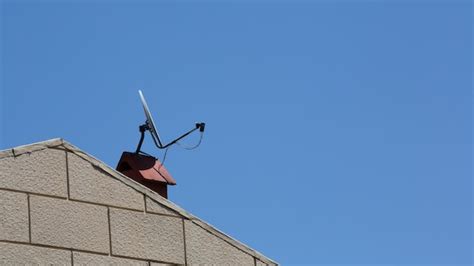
left=0, top=149, right=67, bottom=197
left=30, top=195, right=109, bottom=253
left=256, top=259, right=267, bottom=266
left=73, top=252, right=147, bottom=265
left=0, top=190, right=29, bottom=242
left=68, top=153, right=144, bottom=211
left=146, top=197, right=179, bottom=216
left=0, top=242, right=71, bottom=265
left=110, top=208, right=184, bottom=264
left=184, top=220, right=254, bottom=265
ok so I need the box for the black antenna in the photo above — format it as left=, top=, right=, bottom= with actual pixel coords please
left=135, top=90, right=205, bottom=154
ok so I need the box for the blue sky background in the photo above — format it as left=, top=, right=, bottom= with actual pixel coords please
left=1, top=1, right=472, bottom=265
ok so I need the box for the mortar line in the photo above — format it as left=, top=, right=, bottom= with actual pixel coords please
left=110, top=253, right=177, bottom=264
left=27, top=193, right=32, bottom=243
left=107, top=207, right=112, bottom=255
left=69, top=198, right=180, bottom=218
left=182, top=219, right=188, bottom=266
left=143, top=194, right=147, bottom=213
left=0, top=187, right=66, bottom=200
left=65, top=151, right=70, bottom=200
left=0, top=239, right=108, bottom=256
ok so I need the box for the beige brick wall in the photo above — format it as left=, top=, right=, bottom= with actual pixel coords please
left=0, top=143, right=276, bottom=265
left=0, top=242, right=71, bottom=265
left=30, top=195, right=109, bottom=254
left=110, top=208, right=185, bottom=264
left=184, top=220, right=255, bottom=265
left=0, top=190, right=29, bottom=242
left=0, top=149, right=67, bottom=197
left=146, top=196, right=180, bottom=216
left=68, top=153, right=144, bottom=211
left=256, top=258, right=268, bottom=266
left=73, top=252, right=147, bottom=265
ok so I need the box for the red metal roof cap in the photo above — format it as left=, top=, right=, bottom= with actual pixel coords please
left=116, top=152, right=176, bottom=185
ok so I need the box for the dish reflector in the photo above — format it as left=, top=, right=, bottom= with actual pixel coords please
left=138, top=90, right=162, bottom=147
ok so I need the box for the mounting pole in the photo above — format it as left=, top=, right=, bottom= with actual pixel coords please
left=135, top=124, right=149, bottom=154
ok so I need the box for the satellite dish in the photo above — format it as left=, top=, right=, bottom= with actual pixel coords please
left=138, top=90, right=163, bottom=147
left=135, top=90, right=205, bottom=154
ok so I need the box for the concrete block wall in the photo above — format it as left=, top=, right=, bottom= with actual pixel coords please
left=0, top=142, right=276, bottom=265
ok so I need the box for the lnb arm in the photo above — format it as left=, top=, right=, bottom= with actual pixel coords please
left=151, top=122, right=205, bottom=150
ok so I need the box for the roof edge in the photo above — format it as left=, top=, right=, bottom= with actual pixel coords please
left=0, top=138, right=64, bottom=159
left=0, top=138, right=277, bottom=265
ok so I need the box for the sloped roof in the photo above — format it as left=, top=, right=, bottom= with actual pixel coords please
left=0, top=138, right=276, bottom=265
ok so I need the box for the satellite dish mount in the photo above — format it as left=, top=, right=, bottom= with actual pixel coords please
left=135, top=90, right=205, bottom=154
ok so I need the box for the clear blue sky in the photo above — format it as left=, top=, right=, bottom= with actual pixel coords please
left=1, top=1, right=472, bottom=265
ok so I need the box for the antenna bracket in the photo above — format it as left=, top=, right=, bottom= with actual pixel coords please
left=135, top=123, right=150, bottom=154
